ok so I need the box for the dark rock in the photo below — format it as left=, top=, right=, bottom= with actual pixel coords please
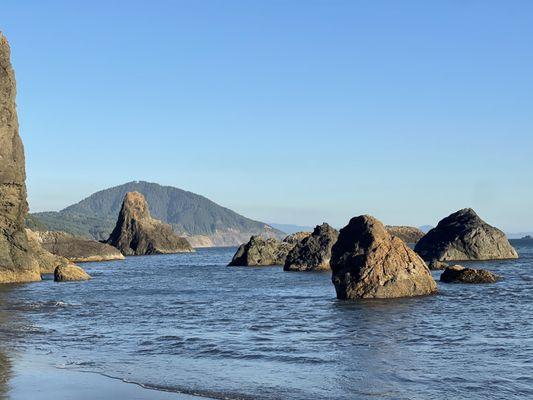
left=440, top=265, right=500, bottom=284
left=228, top=232, right=310, bottom=266
left=284, top=223, right=339, bottom=271
left=106, top=192, right=194, bottom=256
left=427, top=260, right=449, bottom=270
left=54, top=264, right=91, bottom=282
left=385, top=226, right=425, bottom=244
left=331, top=215, right=437, bottom=299
left=33, top=230, right=124, bottom=262
left=415, top=208, right=518, bottom=261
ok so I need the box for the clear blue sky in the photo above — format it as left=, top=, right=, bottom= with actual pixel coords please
left=3, top=0, right=533, bottom=232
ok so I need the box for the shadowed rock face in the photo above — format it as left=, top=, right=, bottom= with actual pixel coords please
left=106, top=192, right=193, bottom=256
left=0, top=33, right=41, bottom=283
left=228, top=232, right=311, bottom=266
left=385, top=226, right=425, bottom=244
left=33, top=230, right=124, bottom=262
left=415, top=208, right=518, bottom=261
left=331, top=215, right=437, bottom=299
left=440, top=265, right=500, bottom=284
left=284, top=223, right=339, bottom=271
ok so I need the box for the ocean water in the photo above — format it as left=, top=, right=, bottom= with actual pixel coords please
left=0, top=241, right=532, bottom=399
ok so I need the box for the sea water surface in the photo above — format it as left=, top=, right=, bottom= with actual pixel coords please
left=0, top=241, right=532, bottom=399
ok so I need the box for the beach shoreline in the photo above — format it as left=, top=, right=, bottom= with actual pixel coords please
left=5, top=352, right=210, bottom=400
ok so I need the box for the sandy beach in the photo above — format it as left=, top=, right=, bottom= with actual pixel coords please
left=4, top=353, right=207, bottom=400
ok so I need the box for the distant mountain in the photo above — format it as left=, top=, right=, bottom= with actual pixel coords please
left=31, top=181, right=284, bottom=247
left=269, top=223, right=314, bottom=235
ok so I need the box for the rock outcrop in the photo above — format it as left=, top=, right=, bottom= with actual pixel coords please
left=427, top=259, right=449, bottom=271
left=33, top=230, right=124, bottom=262
left=25, top=229, right=71, bottom=274
left=440, top=265, right=500, bottom=284
left=0, top=33, right=45, bottom=282
left=415, top=208, right=518, bottom=261
left=330, top=215, right=437, bottom=299
left=284, top=223, right=338, bottom=271
left=106, top=192, right=193, bottom=256
left=54, top=264, right=91, bottom=282
left=385, top=226, right=425, bottom=244
left=228, top=232, right=310, bottom=266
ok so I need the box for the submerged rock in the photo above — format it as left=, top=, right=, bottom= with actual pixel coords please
left=385, top=226, right=425, bottom=244
left=415, top=208, right=518, bottom=261
left=284, top=223, right=338, bottom=271
left=33, top=230, right=124, bottom=262
left=54, top=264, right=91, bottom=282
left=228, top=232, right=310, bottom=266
left=440, top=265, right=500, bottom=284
left=106, top=192, right=193, bottom=256
left=330, top=215, right=437, bottom=299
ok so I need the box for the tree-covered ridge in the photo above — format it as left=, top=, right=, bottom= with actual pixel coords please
left=31, top=181, right=283, bottom=242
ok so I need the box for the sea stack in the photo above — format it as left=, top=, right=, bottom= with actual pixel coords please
left=330, top=215, right=437, bottom=299
left=0, top=33, right=46, bottom=283
left=284, top=223, right=338, bottom=271
left=106, top=192, right=193, bottom=255
left=385, top=226, right=425, bottom=244
left=415, top=208, right=518, bottom=261
left=228, top=232, right=310, bottom=266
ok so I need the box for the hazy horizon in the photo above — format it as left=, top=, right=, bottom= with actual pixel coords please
left=3, top=1, right=532, bottom=232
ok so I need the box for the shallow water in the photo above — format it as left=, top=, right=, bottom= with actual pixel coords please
left=0, top=241, right=532, bottom=399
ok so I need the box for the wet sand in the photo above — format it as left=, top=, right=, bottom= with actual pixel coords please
left=6, top=353, right=208, bottom=400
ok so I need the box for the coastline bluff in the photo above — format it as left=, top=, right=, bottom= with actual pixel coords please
left=330, top=215, right=437, bottom=299
left=228, top=232, right=310, bottom=266
left=106, top=192, right=194, bottom=255
left=415, top=208, right=518, bottom=261
left=0, top=33, right=90, bottom=283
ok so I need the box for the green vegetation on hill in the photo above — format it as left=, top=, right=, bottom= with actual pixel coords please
left=30, top=181, right=283, bottom=242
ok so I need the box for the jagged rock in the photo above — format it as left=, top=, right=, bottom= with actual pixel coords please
left=106, top=192, right=193, bottom=256
left=385, top=225, right=425, bottom=244
left=0, top=33, right=41, bottom=283
left=33, top=230, right=124, bottom=262
left=284, top=223, right=338, bottom=271
left=427, top=260, right=449, bottom=271
left=228, top=232, right=310, bottom=266
left=415, top=208, right=518, bottom=261
left=330, top=215, right=437, bottom=299
left=440, top=265, right=500, bottom=284
left=54, top=264, right=91, bottom=282
left=283, top=231, right=311, bottom=245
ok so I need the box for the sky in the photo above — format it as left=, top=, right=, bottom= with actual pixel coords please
left=2, top=0, right=533, bottom=232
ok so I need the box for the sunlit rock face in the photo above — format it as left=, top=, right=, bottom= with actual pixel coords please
left=0, top=32, right=41, bottom=283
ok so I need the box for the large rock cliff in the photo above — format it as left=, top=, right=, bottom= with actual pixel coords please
left=106, top=192, right=193, bottom=255
left=0, top=33, right=41, bottom=283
